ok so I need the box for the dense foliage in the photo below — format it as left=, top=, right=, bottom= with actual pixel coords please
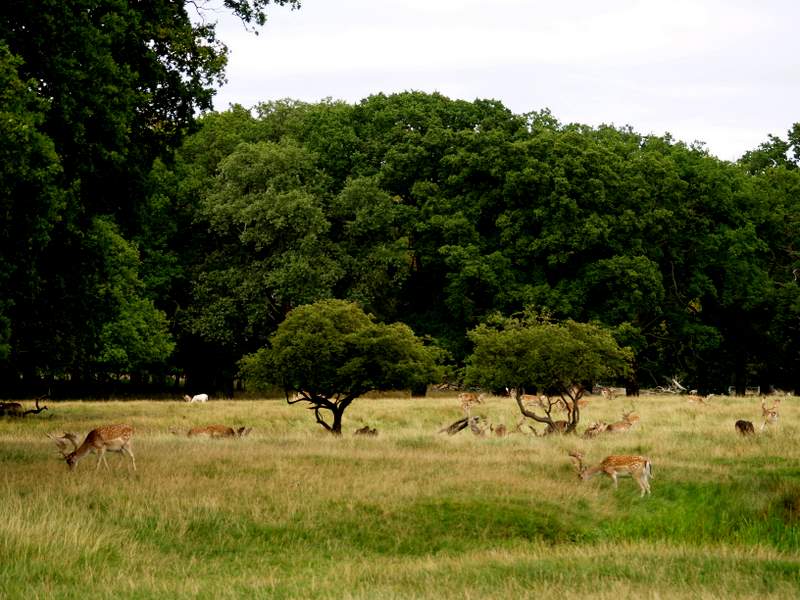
left=241, top=299, right=441, bottom=433
left=0, top=1, right=299, bottom=395
left=465, top=312, right=632, bottom=432
left=1, top=3, right=798, bottom=397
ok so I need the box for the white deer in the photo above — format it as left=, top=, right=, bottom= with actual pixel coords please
left=570, top=451, right=653, bottom=497
left=64, top=424, right=136, bottom=471
left=183, top=393, right=209, bottom=403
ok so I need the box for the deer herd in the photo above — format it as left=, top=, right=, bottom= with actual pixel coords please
left=35, top=387, right=789, bottom=499
left=454, top=386, right=788, bottom=497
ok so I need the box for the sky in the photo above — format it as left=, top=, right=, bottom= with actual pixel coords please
left=208, top=0, right=799, bottom=162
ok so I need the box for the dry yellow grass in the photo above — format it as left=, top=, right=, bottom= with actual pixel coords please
left=0, top=392, right=798, bottom=598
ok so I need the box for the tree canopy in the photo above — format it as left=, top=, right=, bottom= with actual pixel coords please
left=241, top=299, right=441, bottom=433
left=465, top=312, right=632, bottom=432
left=1, top=2, right=798, bottom=397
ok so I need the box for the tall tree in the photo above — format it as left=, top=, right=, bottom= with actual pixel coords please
left=0, top=1, right=299, bottom=392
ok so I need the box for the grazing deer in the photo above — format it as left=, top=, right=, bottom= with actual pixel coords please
left=458, top=392, right=486, bottom=417
left=605, top=411, right=640, bottom=433
left=186, top=425, right=251, bottom=438
left=735, top=420, right=755, bottom=436
left=569, top=451, right=653, bottom=497
left=183, top=393, right=209, bottom=403
left=46, top=432, right=80, bottom=456
left=64, top=424, right=136, bottom=471
left=760, top=398, right=780, bottom=431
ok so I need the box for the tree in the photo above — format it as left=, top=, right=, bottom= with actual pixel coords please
left=0, top=42, right=63, bottom=365
left=241, top=299, right=441, bottom=434
left=0, top=1, right=299, bottom=392
left=464, top=312, right=632, bottom=434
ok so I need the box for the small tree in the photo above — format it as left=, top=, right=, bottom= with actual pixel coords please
left=464, top=313, right=632, bottom=434
left=241, top=299, right=441, bottom=434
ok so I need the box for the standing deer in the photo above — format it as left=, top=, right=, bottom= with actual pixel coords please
left=599, top=387, right=618, bottom=401
left=64, top=424, right=136, bottom=471
left=458, top=392, right=486, bottom=418
left=569, top=451, right=653, bottom=497
left=760, top=398, right=780, bottom=431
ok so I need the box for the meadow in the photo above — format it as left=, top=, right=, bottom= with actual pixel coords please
left=0, top=392, right=798, bottom=599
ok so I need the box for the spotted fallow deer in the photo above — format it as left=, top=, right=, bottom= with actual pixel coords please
left=605, top=410, right=640, bottom=433
left=569, top=451, right=653, bottom=497
left=599, top=387, right=618, bottom=401
left=458, top=392, right=486, bottom=417
left=543, top=420, right=570, bottom=435
left=760, top=398, right=780, bottom=431
left=64, top=424, right=136, bottom=471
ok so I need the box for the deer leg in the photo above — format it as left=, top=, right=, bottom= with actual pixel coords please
left=122, top=446, right=136, bottom=471
left=94, top=449, right=107, bottom=471
left=608, top=471, right=619, bottom=488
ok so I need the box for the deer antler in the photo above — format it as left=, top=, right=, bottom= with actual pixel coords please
left=46, top=432, right=79, bottom=456
left=568, top=451, right=586, bottom=476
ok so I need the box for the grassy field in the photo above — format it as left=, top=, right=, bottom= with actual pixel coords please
left=1, top=392, right=798, bottom=599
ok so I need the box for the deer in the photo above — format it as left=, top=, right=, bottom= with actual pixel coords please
left=735, top=420, right=755, bottom=436
left=599, top=387, right=618, bottom=401
left=0, top=401, right=23, bottom=416
left=760, top=398, right=780, bottom=431
left=185, top=425, right=251, bottom=438
left=543, top=420, right=570, bottom=436
left=183, top=393, right=209, bottom=403
left=46, top=432, right=80, bottom=456
left=458, top=391, right=487, bottom=417
left=490, top=423, right=508, bottom=437
left=605, top=410, right=640, bottom=433
left=64, top=424, right=136, bottom=471
left=354, top=425, right=378, bottom=436
left=687, top=393, right=715, bottom=405
left=569, top=451, right=653, bottom=497
left=506, top=388, right=547, bottom=409
left=582, top=421, right=609, bottom=439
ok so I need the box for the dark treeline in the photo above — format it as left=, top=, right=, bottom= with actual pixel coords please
left=1, top=3, right=798, bottom=398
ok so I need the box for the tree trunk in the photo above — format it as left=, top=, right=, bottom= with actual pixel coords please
left=331, top=408, right=343, bottom=435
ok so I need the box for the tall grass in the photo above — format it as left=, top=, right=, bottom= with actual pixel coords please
left=0, top=393, right=798, bottom=598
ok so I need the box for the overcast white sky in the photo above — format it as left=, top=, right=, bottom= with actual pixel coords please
left=209, top=0, right=799, bottom=162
